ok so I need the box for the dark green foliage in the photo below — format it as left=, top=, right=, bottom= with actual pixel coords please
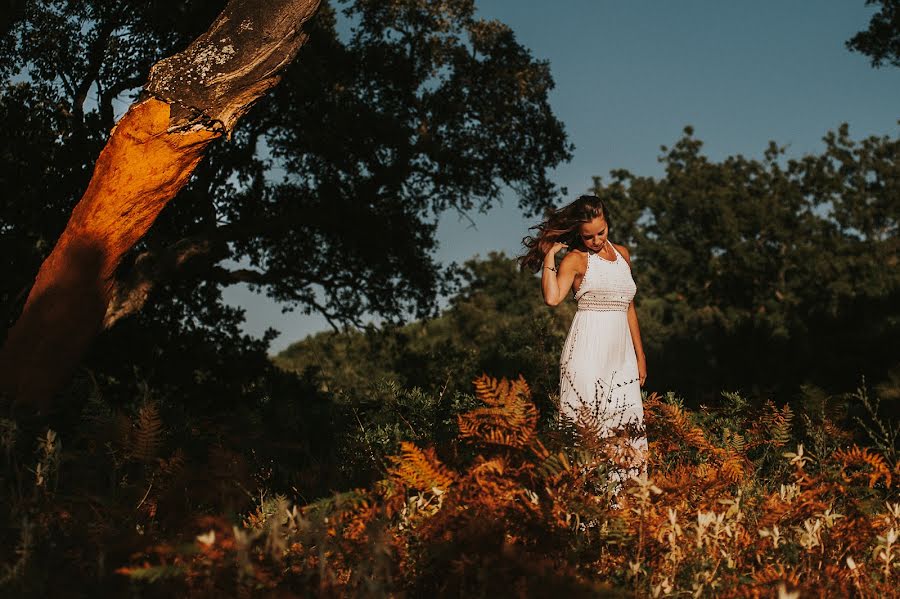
left=0, top=0, right=572, bottom=440
left=276, top=125, right=899, bottom=411
left=847, top=0, right=900, bottom=68
left=275, top=251, right=575, bottom=415
left=592, top=124, right=900, bottom=403
left=0, top=0, right=571, bottom=336
left=336, top=380, right=482, bottom=487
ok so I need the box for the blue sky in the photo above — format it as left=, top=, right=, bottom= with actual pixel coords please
left=223, top=0, right=900, bottom=353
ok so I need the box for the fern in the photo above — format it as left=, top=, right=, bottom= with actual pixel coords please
left=771, top=403, right=794, bottom=447
left=116, top=564, right=186, bottom=582
left=536, top=450, right=574, bottom=481
left=387, top=441, right=456, bottom=493
left=80, top=382, right=112, bottom=431
left=833, top=445, right=892, bottom=489
left=646, top=396, right=715, bottom=454
left=458, top=374, right=538, bottom=450
left=749, top=399, right=793, bottom=448
left=724, top=430, right=746, bottom=453
left=719, top=453, right=746, bottom=484
left=112, top=374, right=900, bottom=598
left=132, top=402, right=162, bottom=463
left=570, top=403, right=607, bottom=453
left=112, top=409, right=131, bottom=453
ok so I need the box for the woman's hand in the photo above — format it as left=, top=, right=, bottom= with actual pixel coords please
left=637, top=354, right=647, bottom=387
left=546, top=241, right=568, bottom=257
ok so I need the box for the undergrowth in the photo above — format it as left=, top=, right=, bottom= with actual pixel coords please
left=1, top=374, right=897, bottom=597
left=114, top=375, right=897, bottom=598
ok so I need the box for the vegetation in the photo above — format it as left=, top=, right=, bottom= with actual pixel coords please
left=276, top=120, right=900, bottom=409
left=591, top=125, right=899, bottom=401
left=846, top=0, right=900, bottom=68
left=0, top=0, right=571, bottom=409
left=0, top=1, right=897, bottom=596
left=0, top=245, right=894, bottom=595
left=3, top=373, right=895, bottom=596
left=0, top=0, right=570, bottom=334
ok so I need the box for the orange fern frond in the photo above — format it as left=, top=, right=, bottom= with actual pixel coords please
left=751, top=563, right=802, bottom=587
left=472, top=373, right=531, bottom=406
left=719, top=453, right=747, bottom=484
left=459, top=374, right=538, bottom=449
left=387, top=441, right=457, bottom=493
left=832, top=445, right=892, bottom=488
left=649, top=400, right=716, bottom=454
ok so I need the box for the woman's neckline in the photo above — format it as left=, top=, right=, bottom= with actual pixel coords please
left=587, top=244, right=617, bottom=263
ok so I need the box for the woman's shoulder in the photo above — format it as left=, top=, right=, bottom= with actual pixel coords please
left=611, top=242, right=632, bottom=265
left=611, top=242, right=629, bottom=256
left=561, top=248, right=589, bottom=269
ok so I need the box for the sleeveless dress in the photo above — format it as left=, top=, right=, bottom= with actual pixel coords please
left=558, top=243, right=648, bottom=491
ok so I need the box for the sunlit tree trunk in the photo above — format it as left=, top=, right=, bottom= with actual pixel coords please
left=0, top=0, right=321, bottom=407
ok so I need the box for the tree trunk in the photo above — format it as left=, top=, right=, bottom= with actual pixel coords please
left=0, top=0, right=321, bottom=408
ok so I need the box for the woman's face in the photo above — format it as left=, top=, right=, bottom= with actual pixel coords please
left=578, top=215, right=608, bottom=252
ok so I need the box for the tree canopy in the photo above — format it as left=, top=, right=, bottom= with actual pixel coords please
left=595, top=124, right=900, bottom=399
left=278, top=126, right=900, bottom=405
left=0, top=0, right=571, bottom=354
left=847, top=0, right=900, bottom=68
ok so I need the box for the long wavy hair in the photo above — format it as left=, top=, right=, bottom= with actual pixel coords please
left=517, top=194, right=612, bottom=273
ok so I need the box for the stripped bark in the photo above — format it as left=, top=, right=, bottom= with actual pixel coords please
left=0, top=0, right=321, bottom=407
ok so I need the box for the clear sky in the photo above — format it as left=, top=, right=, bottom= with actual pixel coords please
left=223, top=0, right=900, bottom=353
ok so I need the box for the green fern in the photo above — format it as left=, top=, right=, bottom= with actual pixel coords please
left=755, top=399, right=793, bottom=448
left=536, top=450, right=574, bottom=480
left=118, top=564, right=186, bottom=583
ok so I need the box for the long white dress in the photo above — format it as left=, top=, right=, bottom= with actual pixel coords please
left=558, top=243, right=648, bottom=491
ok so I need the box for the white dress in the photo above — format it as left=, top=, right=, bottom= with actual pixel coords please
left=558, top=243, right=648, bottom=490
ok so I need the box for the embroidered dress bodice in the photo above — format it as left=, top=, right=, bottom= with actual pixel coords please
left=574, top=245, right=638, bottom=312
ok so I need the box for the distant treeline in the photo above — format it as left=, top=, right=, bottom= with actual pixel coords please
left=277, top=124, right=900, bottom=412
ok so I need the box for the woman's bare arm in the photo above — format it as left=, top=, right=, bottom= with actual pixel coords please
left=542, top=246, right=580, bottom=306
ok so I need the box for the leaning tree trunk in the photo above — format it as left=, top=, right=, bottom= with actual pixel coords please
left=0, top=0, right=321, bottom=408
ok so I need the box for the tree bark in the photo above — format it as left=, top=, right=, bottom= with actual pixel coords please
left=0, top=0, right=321, bottom=408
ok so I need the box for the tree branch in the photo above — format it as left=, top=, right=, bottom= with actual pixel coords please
left=99, top=73, right=147, bottom=132
left=73, top=20, right=117, bottom=135
left=144, top=0, right=321, bottom=134
left=104, top=236, right=226, bottom=329
left=208, top=266, right=274, bottom=285
left=210, top=266, right=354, bottom=334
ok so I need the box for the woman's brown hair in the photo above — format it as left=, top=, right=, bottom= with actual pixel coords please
left=517, top=194, right=612, bottom=273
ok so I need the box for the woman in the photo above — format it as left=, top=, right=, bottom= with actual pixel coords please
left=519, top=194, right=648, bottom=493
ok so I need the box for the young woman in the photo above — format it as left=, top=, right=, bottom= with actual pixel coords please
left=519, top=194, right=648, bottom=493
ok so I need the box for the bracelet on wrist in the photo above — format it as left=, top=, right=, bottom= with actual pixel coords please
left=543, top=265, right=557, bottom=272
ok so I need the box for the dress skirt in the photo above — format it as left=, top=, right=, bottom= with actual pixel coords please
left=559, top=309, right=648, bottom=489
